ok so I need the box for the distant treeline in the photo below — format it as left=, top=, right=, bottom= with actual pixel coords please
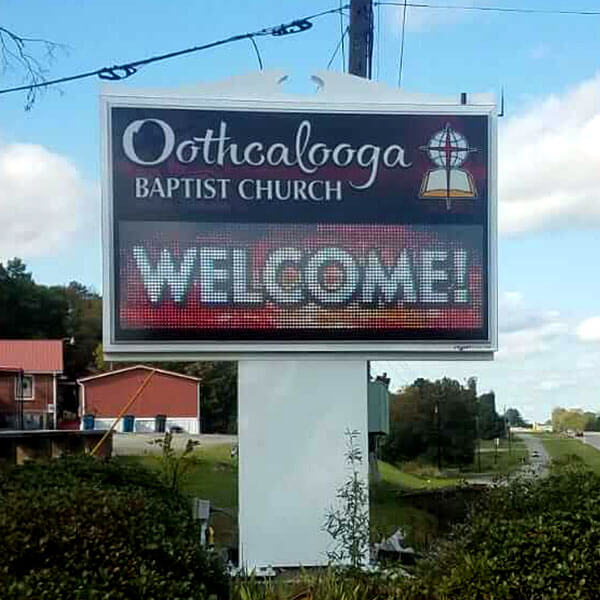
left=382, top=377, right=524, bottom=468
left=0, top=258, right=102, bottom=380
left=552, top=407, right=600, bottom=433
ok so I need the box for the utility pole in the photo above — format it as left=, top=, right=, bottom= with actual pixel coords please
left=503, top=405, right=512, bottom=456
left=349, top=0, right=376, bottom=482
left=435, top=398, right=442, bottom=472
left=348, top=0, right=374, bottom=78
left=476, top=414, right=481, bottom=473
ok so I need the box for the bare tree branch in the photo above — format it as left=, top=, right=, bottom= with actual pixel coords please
left=0, top=26, right=66, bottom=110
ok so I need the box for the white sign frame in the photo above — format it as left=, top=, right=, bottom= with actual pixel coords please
left=101, top=78, right=497, bottom=361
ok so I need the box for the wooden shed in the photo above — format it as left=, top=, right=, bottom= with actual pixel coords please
left=78, top=366, right=201, bottom=433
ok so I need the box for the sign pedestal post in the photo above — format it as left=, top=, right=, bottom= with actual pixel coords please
left=238, top=359, right=369, bottom=569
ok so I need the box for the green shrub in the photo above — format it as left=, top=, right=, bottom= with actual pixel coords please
left=403, top=465, right=600, bottom=600
left=0, top=456, right=228, bottom=599
left=232, top=567, right=411, bottom=600
left=551, top=452, right=584, bottom=468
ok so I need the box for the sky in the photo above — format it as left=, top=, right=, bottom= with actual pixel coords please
left=1, top=0, right=600, bottom=422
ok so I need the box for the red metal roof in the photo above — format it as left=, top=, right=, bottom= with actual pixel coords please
left=78, top=365, right=200, bottom=384
left=0, top=340, right=64, bottom=373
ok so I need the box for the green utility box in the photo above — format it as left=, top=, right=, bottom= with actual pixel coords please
left=368, top=380, right=390, bottom=435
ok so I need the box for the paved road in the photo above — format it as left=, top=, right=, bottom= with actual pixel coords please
left=583, top=432, right=600, bottom=451
left=519, top=433, right=550, bottom=477
left=112, top=433, right=236, bottom=456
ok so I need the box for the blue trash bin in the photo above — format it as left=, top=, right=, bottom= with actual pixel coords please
left=155, top=414, right=167, bottom=433
left=123, top=415, right=135, bottom=433
left=83, top=414, right=95, bottom=431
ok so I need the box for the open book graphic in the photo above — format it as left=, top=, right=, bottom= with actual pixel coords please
left=420, top=168, right=477, bottom=199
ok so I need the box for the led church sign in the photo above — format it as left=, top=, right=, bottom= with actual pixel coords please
left=101, top=91, right=497, bottom=359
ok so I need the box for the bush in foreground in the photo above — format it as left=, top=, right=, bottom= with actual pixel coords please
left=234, top=466, right=600, bottom=600
left=0, top=456, right=228, bottom=600
left=232, top=568, right=408, bottom=600
left=404, top=465, right=600, bottom=600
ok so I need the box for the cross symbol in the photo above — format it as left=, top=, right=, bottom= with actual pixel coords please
left=425, top=123, right=477, bottom=210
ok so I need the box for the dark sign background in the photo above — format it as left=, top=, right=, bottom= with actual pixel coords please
left=110, top=106, right=490, bottom=343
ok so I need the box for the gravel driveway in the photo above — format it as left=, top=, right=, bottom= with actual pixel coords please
left=519, top=433, right=549, bottom=477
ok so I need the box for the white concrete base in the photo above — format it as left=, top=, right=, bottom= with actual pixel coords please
left=238, top=360, right=368, bottom=569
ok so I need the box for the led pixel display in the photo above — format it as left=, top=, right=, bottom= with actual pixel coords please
left=104, top=99, right=495, bottom=351
left=118, top=223, right=484, bottom=340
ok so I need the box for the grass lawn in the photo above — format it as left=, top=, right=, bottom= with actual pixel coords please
left=370, top=460, right=461, bottom=547
left=119, top=443, right=238, bottom=547
left=370, top=486, right=440, bottom=548
left=378, top=460, right=461, bottom=490
left=463, top=436, right=528, bottom=475
left=121, top=445, right=465, bottom=551
left=540, top=434, right=600, bottom=474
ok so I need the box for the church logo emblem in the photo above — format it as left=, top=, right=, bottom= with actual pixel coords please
left=420, top=123, right=478, bottom=209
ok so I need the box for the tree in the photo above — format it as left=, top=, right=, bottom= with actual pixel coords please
left=0, top=258, right=68, bottom=339
left=183, top=362, right=237, bottom=433
left=505, top=407, right=528, bottom=428
left=436, top=378, right=478, bottom=465
left=0, top=25, right=65, bottom=110
left=383, top=377, right=477, bottom=467
left=552, top=407, right=591, bottom=433
left=477, top=391, right=504, bottom=439
left=584, top=412, right=600, bottom=432
left=61, top=281, right=102, bottom=378
left=0, top=259, right=101, bottom=378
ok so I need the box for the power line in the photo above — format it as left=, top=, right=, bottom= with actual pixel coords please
left=339, top=0, right=347, bottom=70
left=367, top=1, right=375, bottom=78
left=397, top=0, right=408, bottom=87
left=376, top=2, right=600, bottom=16
left=0, top=5, right=350, bottom=97
left=249, top=37, right=263, bottom=70
left=375, top=1, right=382, bottom=79
left=327, top=24, right=350, bottom=69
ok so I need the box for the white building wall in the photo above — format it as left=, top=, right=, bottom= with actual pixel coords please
left=92, top=417, right=199, bottom=434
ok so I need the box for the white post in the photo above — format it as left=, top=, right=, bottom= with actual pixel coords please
left=238, top=359, right=369, bottom=569
left=78, top=383, right=86, bottom=430
left=52, top=373, right=58, bottom=430
left=197, top=381, right=201, bottom=434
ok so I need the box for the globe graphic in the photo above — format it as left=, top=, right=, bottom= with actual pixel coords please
left=426, top=127, right=470, bottom=168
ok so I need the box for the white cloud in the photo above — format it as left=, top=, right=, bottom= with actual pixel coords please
left=536, top=378, right=576, bottom=392
left=575, top=353, right=600, bottom=371
left=498, top=321, right=568, bottom=359
left=576, top=316, right=600, bottom=342
left=384, top=0, right=495, bottom=33
left=500, top=74, right=600, bottom=234
left=497, top=291, right=566, bottom=358
left=499, top=291, right=561, bottom=334
left=387, top=4, right=460, bottom=33
left=0, top=142, right=90, bottom=259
